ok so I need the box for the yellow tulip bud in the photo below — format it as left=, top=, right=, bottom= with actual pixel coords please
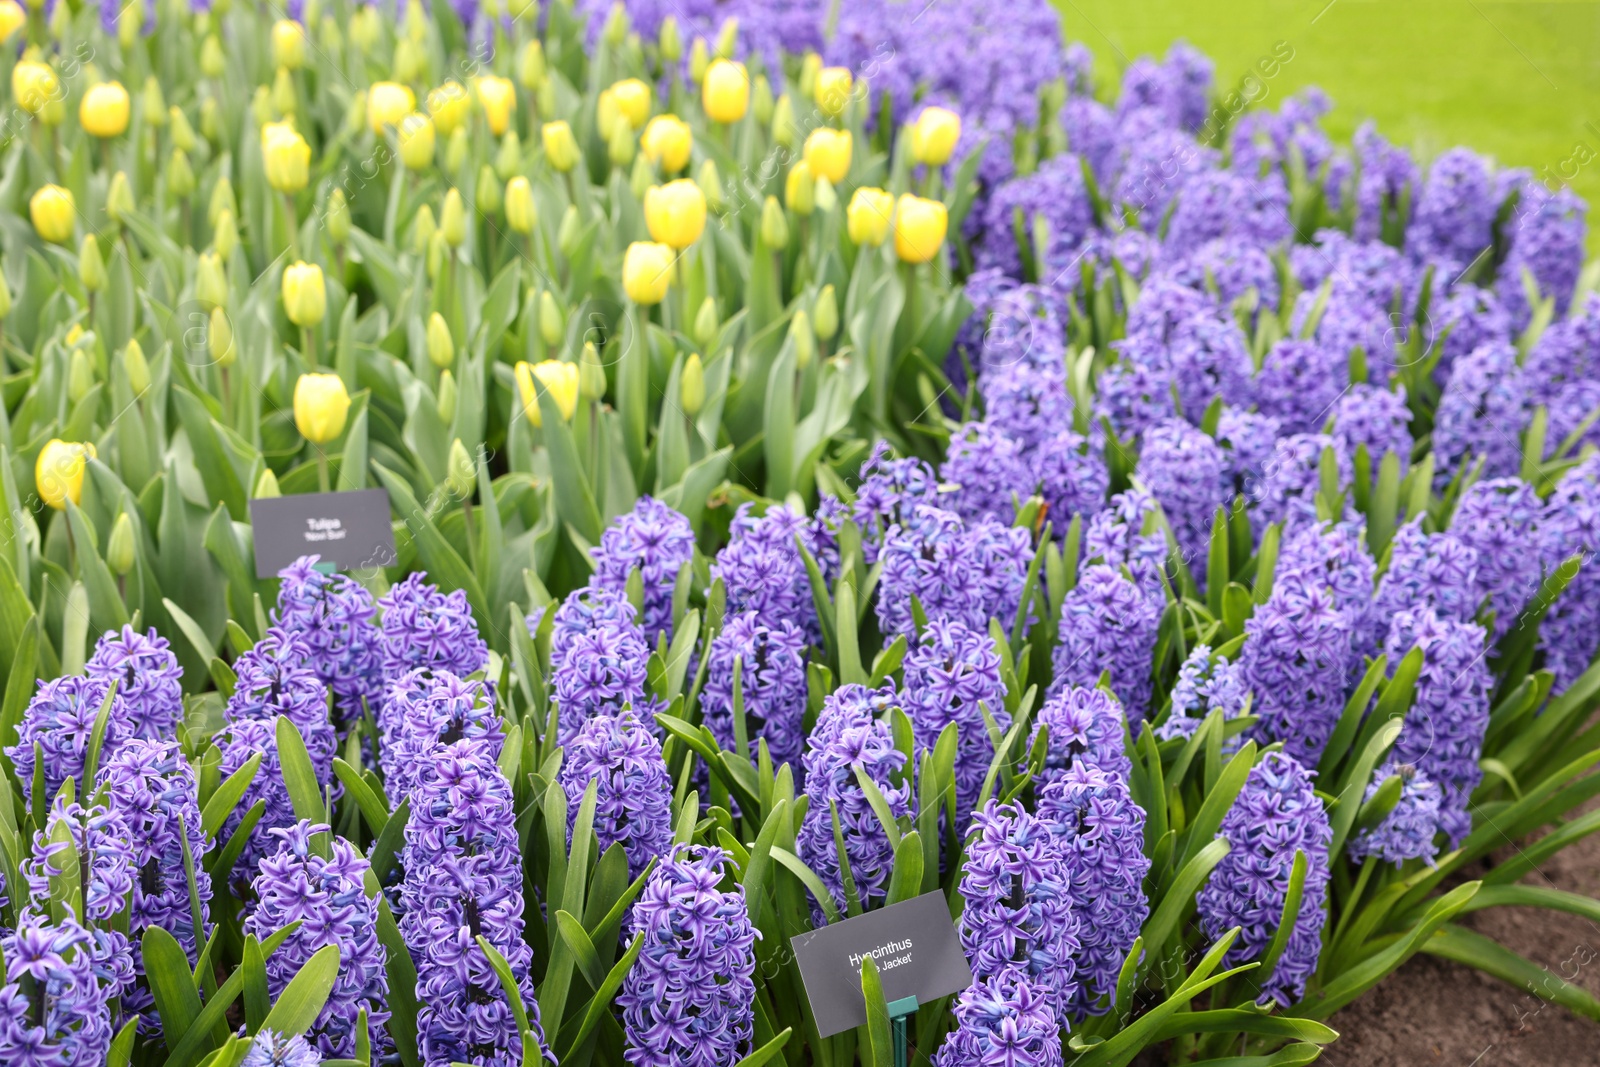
left=29, top=184, right=74, bottom=244
left=609, top=77, right=651, bottom=130
left=539, top=290, right=565, bottom=347
left=426, top=311, right=454, bottom=369
left=272, top=19, right=306, bottom=70
left=814, top=284, right=838, bottom=343
left=785, top=161, right=814, bottom=217
left=688, top=37, right=709, bottom=84
left=658, top=15, right=682, bottom=63
left=261, top=121, right=311, bottom=194
left=393, top=39, right=423, bottom=85
left=440, top=188, right=466, bottom=246
left=517, top=40, right=547, bottom=91
left=789, top=309, right=814, bottom=371
left=325, top=189, right=350, bottom=245
left=293, top=372, right=350, bottom=443
left=319, top=15, right=343, bottom=54
left=79, top=80, right=130, bottom=138
left=436, top=367, right=457, bottom=423
left=702, top=59, right=748, bottom=124
left=558, top=204, right=581, bottom=256
left=894, top=193, right=948, bottom=264
left=254, top=467, right=282, bottom=499
left=643, top=179, right=706, bottom=250
left=67, top=347, right=94, bottom=403
left=106, top=512, right=136, bottom=576
left=427, top=81, right=471, bottom=137
left=168, top=149, right=195, bottom=198
left=0, top=0, right=25, bottom=42
left=200, top=34, right=225, bottom=78
left=282, top=261, right=327, bottom=327
left=771, top=93, right=795, bottom=148
left=543, top=120, right=580, bottom=173
left=213, top=209, right=239, bottom=260
left=38, top=95, right=64, bottom=127
left=476, top=165, right=502, bottom=215
left=138, top=75, right=163, bottom=123
left=208, top=177, right=237, bottom=229
left=515, top=359, right=579, bottom=426
left=814, top=66, right=852, bottom=119
left=122, top=338, right=149, bottom=395
left=397, top=112, right=435, bottom=170
left=410, top=205, right=437, bottom=254
left=210, top=307, right=236, bottom=367
left=601, top=1, right=627, bottom=45
left=847, top=186, right=894, bottom=247
left=641, top=114, right=692, bottom=174
left=752, top=75, right=773, bottom=125
left=474, top=75, right=516, bottom=137
left=495, top=130, right=521, bottom=181
left=445, top=126, right=469, bottom=173
left=35, top=439, right=95, bottom=510
left=693, top=296, right=719, bottom=349
left=622, top=241, right=674, bottom=305
left=196, top=251, right=227, bottom=310
left=349, top=4, right=379, bottom=49
left=760, top=195, right=788, bottom=248
left=367, top=81, right=415, bottom=134
left=680, top=351, right=704, bottom=417
left=12, top=61, right=58, bottom=115
left=272, top=67, right=298, bottom=116
left=798, top=52, right=821, bottom=99
left=446, top=438, right=475, bottom=498
left=505, top=176, right=537, bottom=234
left=713, top=16, right=738, bottom=58
left=200, top=97, right=222, bottom=142
left=803, top=127, right=851, bottom=185
left=630, top=154, right=653, bottom=199
left=105, top=171, right=134, bottom=225
left=911, top=106, right=962, bottom=167
left=607, top=118, right=635, bottom=167
left=78, top=234, right=105, bottom=292
left=170, top=106, right=197, bottom=153
left=579, top=340, right=606, bottom=400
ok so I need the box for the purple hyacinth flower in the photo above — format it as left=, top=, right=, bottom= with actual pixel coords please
left=1255, top=338, right=1347, bottom=437
left=243, top=822, right=390, bottom=1059
left=618, top=845, right=758, bottom=1067
left=1523, top=294, right=1600, bottom=455
left=215, top=717, right=303, bottom=895
left=976, top=152, right=1095, bottom=279
left=559, top=712, right=673, bottom=881
left=851, top=443, right=940, bottom=562
left=941, top=421, right=1033, bottom=524
left=1032, top=684, right=1132, bottom=785
left=22, top=799, right=137, bottom=1002
left=1347, top=762, right=1445, bottom=867
left=1384, top=607, right=1491, bottom=847
left=1037, top=765, right=1151, bottom=1017
left=551, top=607, right=659, bottom=747
left=1050, top=565, right=1161, bottom=725
left=1373, top=517, right=1481, bottom=626
left=1451, top=477, right=1544, bottom=639
left=712, top=503, right=833, bottom=644
left=875, top=505, right=1033, bottom=644
left=380, top=670, right=502, bottom=803
left=242, top=1031, right=323, bottom=1067
left=984, top=363, right=1074, bottom=450
left=1428, top=284, right=1512, bottom=382
left=1351, top=122, right=1419, bottom=243
left=591, top=496, right=697, bottom=646
left=701, top=611, right=808, bottom=771
left=402, top=740, right=553, bottom=1067
left=273, top=555, right=382, bottom=728
left=1164, top=170, right=1291, bottom=260
left=1196, top=751, right=1331, bottom=1006
left=1242, top=571, right=1352, bottom=764
left=1166, top=236, right=1282, bottom=309
left=797, top=684, right=911, bottom=919
left=1332, top=383, right=1414, bottom=473
left=933, top=975, right=1061, bottom=1067
left=9, top=676, right=130, bottom=809
left=1497, top=180, right=1586, bottom=331
left=903, top=618, right=1010, bottom=832
left=1216, top=408, right=1282, bottom=506
left=1034, top=429, right=1110, bottom=533
left=956, top=801, right=1079, bottom=1019
left=84, top=626, right=183, bottom=740
left=1256, top=433, right=1351, bottom=530
left=0, top=916, right=117, bottom=1067
left=1139, top=417, right=1229, bottom=574
left=226, top=628, right=337, bottom=787
left=1165, top=311, right=1255, bottom=422
left=1432, top=342, right=1529, bottom=481
left=1276, top=520, right=1379, bottom=661
left=1156, top=644, right=1249, bottom=746
left=1539, top=455, right=1600, bottom=689
left=1097, top=338, right=1176, bottom=441
left=378, top=572, right=489, bottom=682
left=1410, top=148, right=1498, bottom=273
left=1082, top=489, right=1168, bottom=593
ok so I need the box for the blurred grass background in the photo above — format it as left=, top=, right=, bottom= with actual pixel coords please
left=1056, top=0, right=1600, bottom=249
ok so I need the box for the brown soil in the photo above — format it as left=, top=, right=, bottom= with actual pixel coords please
left=1325, top=816, right=1600, bottom=1066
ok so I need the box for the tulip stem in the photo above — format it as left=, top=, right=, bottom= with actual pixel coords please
left=302, top=325, right=317, bottom=368
left=283, top=192, right=300, bottom=259
left=316, top=447, right=331, bottom=493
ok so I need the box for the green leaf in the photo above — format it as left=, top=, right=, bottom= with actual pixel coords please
left=374, top=898, right=421, bottom=1067
left=1425, top=923, right=1600, bottom=1021
left=163, top=597, right=218, bottom=666
left=556, top=934, right=645, bottom=1060
left=770, top=847, right=842, bottom=925
left=1251, top=850, right=1309, bottom=1001
left=474, top=936, right=546, bottom=1067
left=555, top=910, right=605, bottom=991
left=333, top=758, right=389, bottom=837
left=1145, top=838, right=1231, bottom=959
left=1180, top=1044, right=1325, bottom=1067
left=201, top=754, right=261, bottom=840
left=371, top=462, right=491, bottom=638
left=734, top=1028, right=795, bottom=1067
left=860, top=956, right=892, bottom=1067
left=259, top=944, right=341, bottom=1038
left=275, top=716, right=327, bottom=825
left=143, top=927, right=204, bottom=1051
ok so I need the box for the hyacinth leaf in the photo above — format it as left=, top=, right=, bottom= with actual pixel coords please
left=371, top=463, right=492, bottom=636
left=1424, top=924, right=1600, bottom=1022
left=242, top=934, right=270, bottom=1035
left=1181, top=1044, right=1325, bottom=1067
left=80, top=677, right=121, bottom=785
left=584, top=855, right=657, bottom=949
left=200, top=752, right=261, bottom=839
left=1315, top=655, right=1389, bottom=785
left=742, top=798, right=788, bottom=926
left=1510, top=661, right=1600, bottom=785
left=1490, top=554, right=1579, bottom=699
left=42, top=814, right=80, bottom=925
left=555, top=910, right=605, bottom=993
left=884, top=831, right=924, bottom=906
left=836, top=580, right=866, bottom=686
left=275, top=716, right=327, bottom=825
left=1172, top=742, right=1257, bottom=886
left=655, top=713, right=762, bottom=815
left=259, top=942, right=341, bottom=1038
left=796, top=537, right=840, bottom=661
left=559, top=933, right=646, bottom=1061
left=475, top=935, right=545, bottom=1067
left=164, top=921, right=301, bottom=1067
left=145, top=926, right=205, bottom=1048
left=540, top=779, right=597, bottom=1046
left=107, top=1017, right=139, bottom=1067
left=734, top=1028, right=795, bottom=1067
left=204, top=798, right=266, bottom=886
left=1252, top=525, right=1280, bottom=606
left=0, top=612, right=38, bottom=766
left=1346, top=647, right=1421, bottom=774
left=368, top=796, right=410, bottom=885
left=1143, top=837, right=1231, bottom=962
left=860, top=956, right=893, bottom=1067
left=1249, top=850, right=1310, bottom=1004
left=1327, top=718, right=1403, bottom=862
left=1145, top=1011, right=1336, bottom=1045
left=770, top=847, right=843, bottom=925
left=334, top=757, right=390, bottom=836
left=1353, top=775, right=1405, bottom=832
left=163, top=596, right=219, bottom=666
left=374, top=898, right=421, bottom=1067
left=1480, top=805, right=1600, bottom=887
left=1206, top=508, right=1229, bottom=617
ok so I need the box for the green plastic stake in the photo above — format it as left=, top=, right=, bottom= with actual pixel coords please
left=887, top=995, right=919, bottom=1067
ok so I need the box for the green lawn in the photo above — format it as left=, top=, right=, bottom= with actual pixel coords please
left=1056, top=0, right=1600, bottom=249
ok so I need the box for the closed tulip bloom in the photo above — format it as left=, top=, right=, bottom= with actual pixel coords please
left=35, top=439, right=94, bottom=510
left=847, top=187, right=894, bottom=246
left=644, top=179, right=707, bottom=249
left=476, top=165, right=502, bottom=215
left=78, top=234, right=105, bottom=291
left=515, top=359, right=579, bottom=427
left=803, top=128, right=851, bottom=184
left=759, top=195, right=788, bottom=247
left=426, top=312, right=454, bottom=368
left=475, top=75, right=516, bottom=136
left=13, top=61, right=58, bottom=114
left=106, top=171, right=134, bottom=223
left=701, top=59, right=748, bottom=124
left=542, top=120, right=580, bottom=172
left=814, top=66, right=851, bottom=118
left=294, top=373, right=350, bottom=443
left=272, top=19, right=306, bottom=70
left=261, top=121, right=311, bottom=193
left=210, top=308, right=235, bottom=367
left=505, top=176, right=537, bottom=234
left=785, top=162, right=814, bottom=216
left=196, top=251, right=228, bottom=310
left=0, top=0, right=25, bottom=41
left=282, top=261, right=327, bottom=327
left=911, top=106, right=961, bottom=166
left=623, top=241, right=674, bottom=305
left=29, top=184, right=74, bottom=244
left=894, top=194, right=948, bottom=264
left=440, top=189, right=466, bottom=246
left=79, top=80, right=130, bottom=138
left=608, top=77, right=651, bottom=130
left=367, top=81, right=415, bottom=134
left=641, top=114, right=692, bottom=173
left=427, top=81, right=471, bottom=136
left=681, top=352, right=705, bottom=417
left=397, top=113, right=435, bottom=170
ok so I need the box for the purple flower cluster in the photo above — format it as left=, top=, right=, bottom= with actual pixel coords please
left=797, top=684, right=911, bottom=918
left=618, top=845, right=757, bottom=1067
left=957, top=801, right=1079, bottom=1019
left=977, top=153, right=1095, bottom=279
left=1332, top=384, right=1414, bottom=471
left=1539, top=455, right=1600, bottom=689
left=0, top=916, right=117, bottom=1067
left=242, top=1031, right=323, bottom=1067
left=1156, top=645, right=1249, bottom=745
left=84, top=625, right=183, bottom=740
left=9, top=676, right=129, bottom=809
left=1196, top=752, right=1332, bottom=1006
left=1256, top=433, right=1350, bottom=530
left=380, top=670, right=502, bottom=802
left=273, top=555, right=381, bottom=727
left=402, top=740, right=552, bottom=1067
left=1036, top=766, right=1151, bottom=1016
left=1031, top=684, right=1132, bottom=785
left=378, top=572, right=488, bottom=682
left=1373, top=518, right=1481, bottom=625
left=903, top=618, right=1009, bottom=831
left=1347, top=762, right=1445, bottom=867
left=1410, top=148, right=1498, bottom=274
left=1450, top=477, right=1544, bottom=639
left=875, top=505, right=1033, bottom=644
left=547, top=587, right=658, bottom=747
left=215, top=717, right=302, bottom=893
left=1432, top=343, right=1529, bottom=480
left=1082, top=489, right=1167, bottom=592
left=934, top=977, right=1061, bottom=1067
left=713, top=503, right=831, bottom=642
left=591, top=496, right=697, bottom=646
left=22, top=800, right=137, bottom=1003
left=1276, top=520, right=1379, bottom=659
left=1429, top=284, right=1512, bottom=379
left=1523, top=295, right=1600, bottom=454
left=1254, top=338, right=1346, bottom=437
left=243, top=821, right=390, bottom=1059
left=559, top=712, right=673, bottom=880
left=1139, top=418, right=1229, bottom=571
left=1242, top=570, right=1353, bottom=763
left=1050, top=565, right=1161, bottom=725
left=1384, top=607, right=1491, bottom=846
left=700, top=611, right=809, bottom=770
left=1497, top=180, right=1586, bottom=330
left=226, top=629, right=336, bottom=786
left=851, top=444, right=940, bottom=559
left=941, top=421, right=1032, bottom=523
